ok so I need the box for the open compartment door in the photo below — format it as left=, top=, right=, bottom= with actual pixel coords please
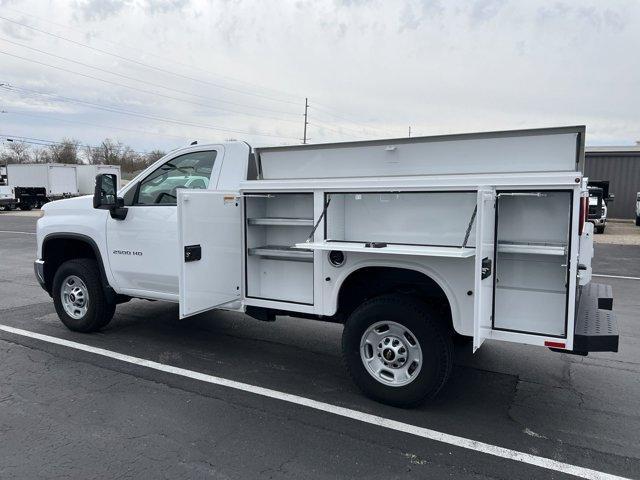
left=178, top=190, right=242, bottom=319
left=473, top=188, right=496, bottom=352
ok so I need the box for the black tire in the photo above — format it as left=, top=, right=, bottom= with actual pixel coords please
left=19, top=203, right=32, bottom=211
left=452, top=332, right=473, bottom=346
left=52, top=259, right=116, bottom=332
left=342, top=294, right=453, bottom=407
left=595, top=226, right=605, bottom=234
left=636, top=216, right=640, bottom=227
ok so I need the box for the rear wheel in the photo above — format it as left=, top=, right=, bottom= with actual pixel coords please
left=636, top=216, right=640, bottom=227
left=595, top=225, right=605, bottom=234
left=52, top=259, right=116, bottom=332
left=342, top=294, right=453, bottom=407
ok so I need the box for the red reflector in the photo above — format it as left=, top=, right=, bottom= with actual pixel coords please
left=545, top=341, right=566, bottom=349
left=578, top=196, right=587, bottom=235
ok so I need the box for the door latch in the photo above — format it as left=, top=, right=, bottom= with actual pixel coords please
left=184, top=245, right=201, bottom=262
left=481, top=257, right=492, bottom=280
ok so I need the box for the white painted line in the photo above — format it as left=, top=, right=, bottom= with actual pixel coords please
left=593, top=274, right=640, bottom=281
left=0, top=324, right=629, bottom=480
left=0, top=230, right=36, bottom=235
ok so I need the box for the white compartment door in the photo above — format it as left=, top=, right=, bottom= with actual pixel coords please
left=473, top=188, right=496, bottom=352
left=178, top=190, right=242, bottom=319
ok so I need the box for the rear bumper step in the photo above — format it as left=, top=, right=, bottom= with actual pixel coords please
left=573, top=283, right=618, bottom=353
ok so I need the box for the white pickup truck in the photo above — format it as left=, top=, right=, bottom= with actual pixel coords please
left=35, top=126, right=619, bottom=407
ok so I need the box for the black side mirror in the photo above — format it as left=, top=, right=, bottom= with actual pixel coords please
left=94, top=173, right=127, bottom=220
left=607, top=194, right=615, bottom=203
left=94, top=173, right=117, bottom=209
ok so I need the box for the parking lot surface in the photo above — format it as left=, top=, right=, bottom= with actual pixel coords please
left=0, top=214, right=639, bottom=479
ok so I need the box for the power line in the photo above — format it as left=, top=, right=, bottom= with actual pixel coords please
left=312, top=102, right=402, bottom=137
left=2, top=109, right=190, bottom=141
left=0, top=42, right=301, bottom=122
left=309, top=121, right=366, bottom=140
left=2, top=4, right=303, bottom=104
left=0, top=133, right=150, bottom=155
left=0, top=14, right=302, bottom=107
left=0, top=13, right=401, bottom=135
left=1, top=83, right=300, bottom=140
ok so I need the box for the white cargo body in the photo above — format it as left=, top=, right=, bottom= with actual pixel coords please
left=7, top=163, right=78, bottom=198
left=76, top=164, right=121, bottom=195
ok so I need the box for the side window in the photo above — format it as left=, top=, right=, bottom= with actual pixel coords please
left=136, top=151, right=217, bottom=205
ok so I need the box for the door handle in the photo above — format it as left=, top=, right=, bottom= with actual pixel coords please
left=184, top=245, right=201, bottom=262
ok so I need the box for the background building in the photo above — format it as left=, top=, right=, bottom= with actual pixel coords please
left=585, top=146, right=640, bottom=219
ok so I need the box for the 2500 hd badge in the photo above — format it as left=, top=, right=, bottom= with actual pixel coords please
left=113, top=250, right=143, bottom=256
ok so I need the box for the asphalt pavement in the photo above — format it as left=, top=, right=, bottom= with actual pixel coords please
left=0, top=213, right=639, bottom=479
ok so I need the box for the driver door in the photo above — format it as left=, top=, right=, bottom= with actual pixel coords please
left=106, top=148, right=222, bottom=298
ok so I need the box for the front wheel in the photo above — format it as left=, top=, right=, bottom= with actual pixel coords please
left=595, top=225, right=605, bottom=234
left=52, top=259, right=116, bottom=332
left=342, top=294, right=453, bottom=407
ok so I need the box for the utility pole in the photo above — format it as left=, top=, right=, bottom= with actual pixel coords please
left=408, top=126, right=411, bottom=138
left=303, top=97, right=309, bottom=144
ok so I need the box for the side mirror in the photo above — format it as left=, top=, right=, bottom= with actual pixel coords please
left=93, top=173, right=117, bottom=209
left=93, top=173, right=127, bottom=220
left=607, top=194, right=615, bottom=202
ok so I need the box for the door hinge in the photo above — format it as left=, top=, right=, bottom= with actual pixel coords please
left=184, top=245, right=201, bottom=262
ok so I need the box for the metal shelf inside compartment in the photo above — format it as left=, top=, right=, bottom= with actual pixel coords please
left=497, top=240, right=567, bottom=256
left=247, top=217, right=314, bottom=226
left=248, top=245, right=313, bottom=262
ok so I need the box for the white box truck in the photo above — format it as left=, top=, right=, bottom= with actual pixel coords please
left=76, top=164, right=121, bottom=195
left=34, top=126, right=618, bottom=407
left=7, top=163, right=79, bottom=208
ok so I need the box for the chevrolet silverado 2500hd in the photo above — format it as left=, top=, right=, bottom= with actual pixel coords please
left=35, top=127, right=619, bottom=407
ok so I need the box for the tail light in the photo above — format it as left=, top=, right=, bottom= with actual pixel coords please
left=578, top=195, right=587, bottom=235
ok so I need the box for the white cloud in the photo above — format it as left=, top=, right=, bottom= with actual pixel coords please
left=0, top=0, right=638, bottom=152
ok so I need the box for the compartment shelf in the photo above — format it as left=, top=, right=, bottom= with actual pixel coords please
left=497, top=241, right=566, bottom=256
left=247, top=217, right=313, bottom=227
left=296, top=241, right=475, bottom=258
left=248, top=245, right=313, bottom=262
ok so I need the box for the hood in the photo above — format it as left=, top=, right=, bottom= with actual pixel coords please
left=42, top=195, right=93, bottom=213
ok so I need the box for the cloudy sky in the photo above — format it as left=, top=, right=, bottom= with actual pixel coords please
left=0, top=0, right=638, bottom=154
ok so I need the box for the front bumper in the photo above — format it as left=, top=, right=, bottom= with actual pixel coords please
left=34, top=260, right=46, bottom=290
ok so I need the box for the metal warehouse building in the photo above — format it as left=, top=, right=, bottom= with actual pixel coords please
left=585, top=146, right=640, bottom=219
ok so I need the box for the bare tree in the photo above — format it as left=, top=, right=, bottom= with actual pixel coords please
left=143, top=149, right=166, bottom=166
left=0, top=141, right=32, bottom=163
left=87, top=138, right=123, bottom=165
left=47, top=139, right=81, bottom=164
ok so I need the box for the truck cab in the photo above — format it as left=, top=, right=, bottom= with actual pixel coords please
left=36, top=141, right=250, bottom=301
left=588, top=186, right=607, bottom=233
left=0, top=185, right=16, bottom=210
left=34, top=127, right=619, bottom=407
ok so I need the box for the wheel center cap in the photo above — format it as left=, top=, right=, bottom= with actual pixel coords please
left=383, top=348, right=395, bottom=361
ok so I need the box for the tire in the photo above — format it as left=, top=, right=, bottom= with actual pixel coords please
left=636, top=216, right=640, bottom=227
left=595, top=226, right=605, bottom=234
left=452, top=332, right=473, bottom=346
left=19, top=204, right=32, bottom=211
left=52, top=259, right=116, bottom=332
left=342, top=294, right=453, bottom=407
